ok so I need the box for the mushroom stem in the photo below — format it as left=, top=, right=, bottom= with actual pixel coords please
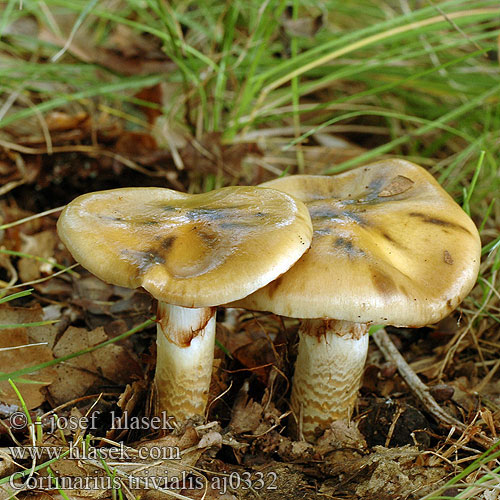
left=155, top=302, right=216, bottom=421
left=290, top=319, right=369, bottom=441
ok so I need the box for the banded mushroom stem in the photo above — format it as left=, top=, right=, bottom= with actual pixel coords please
left=155, top=302, right=216, bottom=421
left=290, top=319, right=369, bottom=441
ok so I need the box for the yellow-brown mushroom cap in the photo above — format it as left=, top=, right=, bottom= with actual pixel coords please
left=231, top=160, right=481, bottom=327
left=57, top=186, right=312, bottom=307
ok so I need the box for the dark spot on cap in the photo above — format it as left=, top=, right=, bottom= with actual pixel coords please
left=161, top=236, right=176, bottom=250
left=370, top=268, right=397, bottom=297
left=408, top=212, right=471, bottom=234
left=343, top=210, right=367, bottom=225
left=267, top=276, right=283, bottom=299
left=443, top=250, right=454, bottom=265
left=334, top=237, right=366, bottom=258
left=368, top=177, right=385, bottom=194
left=379, top=230, right=406, bottom=249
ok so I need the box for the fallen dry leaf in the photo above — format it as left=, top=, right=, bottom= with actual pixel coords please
left=180, top=132, right=260, bottom=180
left=0, top=328, right=53, bottom=408
left=18, top=229, right=58, bottom=282
left=233, top=337, right=277, bottom=384
left=37, top=15, right=174, bottom=76
left=315, top=419, right=367, bottom=456
left=0, top=252, right=17, bottom=286
left=23, top=494, right=71, bottom=500
left=114, top=131, right=158, bottom=158
left=8, top=426, right=212, bottom=500
left=0, top=305, right=56, bottom=409
left=230, top=384, right=263, bottom=435
left=353, top=446, right=446, bottom=499
left=135, top=85, right=163, bottom=124
left=48, top=325, right=142, bottom=405
left=282, top=15, right=323, bottom=38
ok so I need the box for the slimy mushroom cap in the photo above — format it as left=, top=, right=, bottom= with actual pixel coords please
left=232, top=160, right=481, bottom=326
left=57, top=186, right=312, bottom=307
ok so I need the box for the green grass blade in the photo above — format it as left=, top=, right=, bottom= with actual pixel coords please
left=0, top=289, right=34, bottom=305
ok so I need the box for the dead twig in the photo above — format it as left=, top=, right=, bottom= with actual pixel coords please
left=372, top=328, right=495, bottom=448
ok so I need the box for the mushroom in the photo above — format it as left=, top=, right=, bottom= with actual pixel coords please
left=57, top=186, right=312, bottom=421
left=230, top=160, right=481, bottom=441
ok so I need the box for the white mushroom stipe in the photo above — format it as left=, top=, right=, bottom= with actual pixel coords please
left=156, top=302, right=216, bottom=420
left=290, top=320, right=368, bottom=441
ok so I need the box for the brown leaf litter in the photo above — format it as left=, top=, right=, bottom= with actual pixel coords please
left=0, top=303, right=142, bottom=410
left=48, top=325, right=142, bottom=405
left=0, top=305, right=56, bottom=409
left=2, top=421, right=242, bottom=500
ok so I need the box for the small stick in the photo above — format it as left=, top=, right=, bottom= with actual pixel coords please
left=372, top=328, right=494, bottom=448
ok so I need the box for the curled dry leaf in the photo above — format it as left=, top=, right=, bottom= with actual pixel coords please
left=0, top=449, right=16, bottom=476
left=106, top=379, right=148, bottom=441
left=73, top=274, right=152, bottom=318
left=45, top=111, right=90, bottom=132
left=198, top=430, right=223, bottom=451
left=0, top=252, right=17, bottom=286
left=315, top=419, right=367, bottom=456
left=277, top=438, right=315, bottom=461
